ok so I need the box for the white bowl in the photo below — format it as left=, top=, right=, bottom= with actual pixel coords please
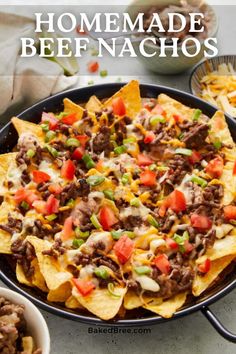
left=0, top=287, right=50, bottom=354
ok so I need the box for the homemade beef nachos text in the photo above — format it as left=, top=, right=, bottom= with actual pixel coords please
left=0, top=81, right=236, bottom=320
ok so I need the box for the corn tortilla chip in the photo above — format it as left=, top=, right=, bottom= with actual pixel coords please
left=31, top=258, right=48, bottom=292
left=47, top=282, right=72, bottom=302
left=0, top=201, right=15, bottom=254
left=124, top=290, right=143, bottom=310
left=63, top=98, right=84, bottom=120
left=0, top=153, right=17, bottom=191
left=85, top=95, right=103, bottom=112
left=193, top=255, right=235, bottom=296
left=197, top=235, right=236, bottom=263
left=209, top=111, right=236, bottom=153
left=26, top=236, right=72, bottom=290
left=16, top=263, right=33, bottom=287
left=143, top=292, right=187, bottom=319
left=11, top=117, right=44, bottom=145
left=72, top=286, right=127, bottom=320
left=104, top=80, right=141, bottom=119
left=157, top=94, right=196, bottom=121
left=220, top=162, right=236, bottom=205
left=65, top=295, right=84, bottom=309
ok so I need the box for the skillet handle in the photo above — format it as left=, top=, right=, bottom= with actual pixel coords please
left=201, top=306, right=236, bottom=343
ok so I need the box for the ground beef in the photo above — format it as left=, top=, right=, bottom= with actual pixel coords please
left=11, top=240, right=35, bottom=278
left=167, top=155, right=192, bottom=184
left=159, top=210, right=176, bottom=233
left=92, top=126, right=112, bottom=156
left=42, top=239, right=66, bottom=257
left=94, top=256, right=120, bottom=273
left=60, top=179, right=90, bottom=205
left=21, top=169, right=31, bottom=185
left=16, top=148, right=30, bottom=166
left=121, top=215, right=142, bottom=231
left=182, top=123, right=209, bottom=149
left=203, top=184, right=223, bottom=204
left=0, top=215, right=22, bottom=235
left=74, top=253, right=91, bottom=266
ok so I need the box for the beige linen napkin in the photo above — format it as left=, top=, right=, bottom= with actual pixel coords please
left=0, top=12, right=78, bottom=120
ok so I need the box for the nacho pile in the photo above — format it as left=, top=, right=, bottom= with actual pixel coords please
left=0, top=80, right=236, bottom=320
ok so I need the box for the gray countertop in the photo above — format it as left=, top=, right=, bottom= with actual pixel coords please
left=1, top=3, right=236, bottom=354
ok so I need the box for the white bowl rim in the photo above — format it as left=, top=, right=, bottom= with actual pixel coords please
left=0, top=287, right=50, bottom=354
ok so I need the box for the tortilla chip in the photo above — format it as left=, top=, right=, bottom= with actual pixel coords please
left=197, top=235, right=236, bottom=263
left=103, top=80, right=141, bottom=119
left=47, top=282, right=72, bottom=302
left=72, top=286, right=127, bottom=320
left=193, top=255, right=235, bottom=296
left=157, top=94, right=196, bottom=121
left=85, top=95, right=103, bottom=112
left=11, top=117, right=44, bottom=145
left=65, top=295, right=84, bottom=309
left=220, top=161, right=236, bottom=205
left=16, top=263, right=33, bottom=287
left=143, top=292, right=187, bottom=319
left=209, top=111, right=236, bottom=152
left=31, top=258, right=48, bottom=292
left=124, top=290, right=143, bottom=310
left=63, top=98, right=84, bottom=120
left=0, top=153, right=17, bottom=190
left=0, top=201, right=15, bottom=254
left=26, top=236, right=72, bottom=290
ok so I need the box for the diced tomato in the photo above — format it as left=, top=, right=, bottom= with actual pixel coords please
left=112, top=97, right=126, bottom=116
left=87, top=61, right=99, bottom=73
left=173, top=114, right=183, bottom=123
left=233, top=161, right=236, bottom=176
left=72, top=147, right=84, bottom=161
left=61, top=113, right=77, bottom=125
left=41, top=112, right=59, bottom=130
left=159, top=190, right=186, bottom=217
left=188, top=150, right=201, bottom=164
left=32, top=170, right=51, bottom=184
left=223, top=205, right=236, bottom=220
left=96, top=160, right=103, bottom=172
left=48, top=183, right=63, bottom=195
left=166, top=238, right=178, bottom=250
left=140, top=170, right=156, bottom=186
left=46, top=194, right=59, bottom=214
left=75, top=135, right=89, bottom=147
left=99, top=206, right=118, bottom=231
left=113, top=235, right=134, bottom=264
left=72, top=278, right=95, bottom=296
left=76, top=25, right=87, bottom=35
left=144, top=131, right=155, bottom=144
left=205, top=156, right=224, bottom=178
left=184, top=240, right=194, bottom=254
left=61, top=216, right=74, bottom=241
left=14, top=188, right=38, bottom=206
left=32, top=200, right=47, bottom=214
left=151, top=104, right=164, bottom=116
left=143, top=102, right=153, bottom=111
left=198, top=258, right=211, bottom=274
left=61, top=160, right=76, bottom=180
left=190, top=214, right=212, bottom=230
left=153, top=254, right=170, bottom=275
left=137, top=154, right=153, bottom=166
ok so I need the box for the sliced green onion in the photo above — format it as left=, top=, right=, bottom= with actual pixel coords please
left=66, top=199, right=75, bottom=208
left=86, top=175, right=105, bottom=186
left=147, top=214, right=159, bottom=229
left=150, top=116, right=166, bottom=126
left=75, top=227, right=90, bottom=239
left=213, top=140, right=222, bottom=150
left=45, top=130, right=56, bottom=143
left=111, top=230, right=122, bottom=240
left=130, top=198, right=140, bottom=207
left=46, top=145, right=58, bottom=158
left=134, top=266, right=151, bottom=275
left=191, top=175, right=207, bottom=188
left=192, top=109, right=202, bottom=122
left=26, top=149, right=35, bottom=158
left=21, top=201, right=29, bottom=210
left=90, top=213, right=102, bottom=229
left=178, top=133, right=184, bottom=140
left=121, top=173, right=131, bottom=185
left=156, top=165, right=169, bottom=171
left=88, top=80, right=94, bottom=86
left=103, top=190, right=114, bottom=201
left=114, top=145, right=127, bottom=155
left=45, top=214, right=57, bottom=221
left=173, top=231, right=189, bottom=253
left=149, top=164, right=157, bottom=171
left=94, top=266, right=109, bottom=280
left=125, top=231, right=136, bottom=239
left=66, top=138, right=80, bottom=148
left=123, top=137, right=136, bottom=144
left=41, top=123, right=49, bottom=132
left=82, top=154, right=95, bottom=169
left=107, top=283, right=121, bottom=298
left=56, top=112, right=68, bottom=119
left=175, top=148, right=193, bottom=156
left=72, top=238, right=85, bottom=249
left=100, top=70, right=108, bottom=77
left=91, top=48, right=99, bottom=56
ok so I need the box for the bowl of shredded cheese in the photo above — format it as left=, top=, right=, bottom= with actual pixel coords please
left=190, top=55, right=236, bottom=117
